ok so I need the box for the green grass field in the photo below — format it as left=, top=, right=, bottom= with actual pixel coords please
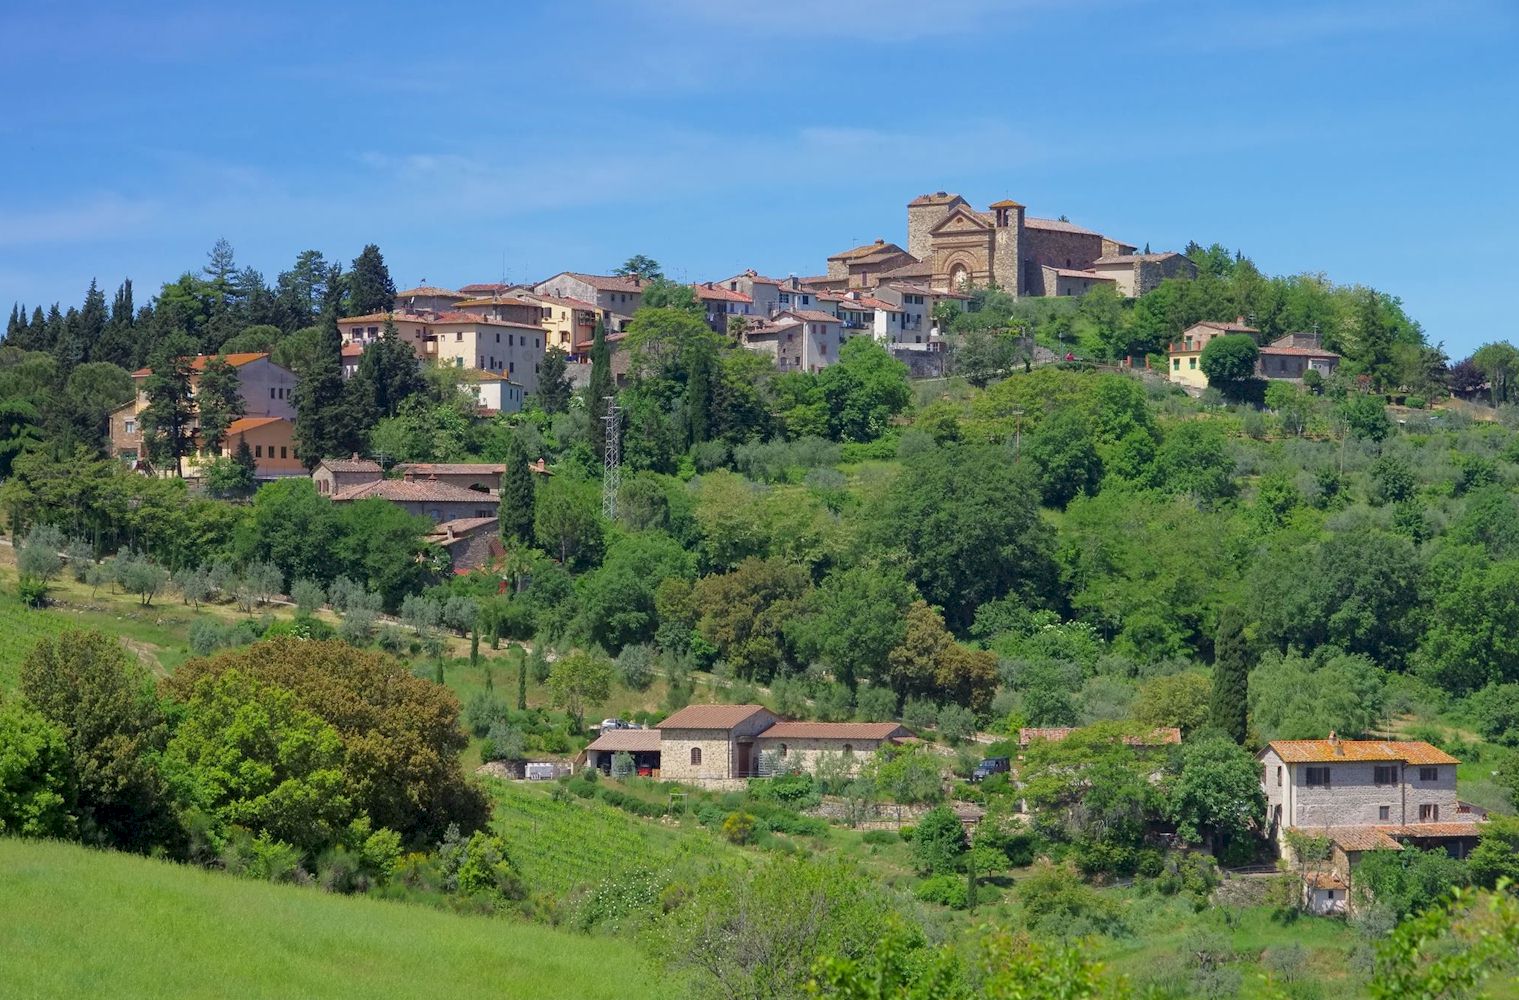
left=0, top=838, right=660, bottom=1000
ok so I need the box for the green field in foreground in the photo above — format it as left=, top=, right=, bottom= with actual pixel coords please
left=0, top=838, right=661, bottom=1000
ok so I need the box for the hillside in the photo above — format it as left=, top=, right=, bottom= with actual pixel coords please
left=0, top=838, right=660, bottom=1000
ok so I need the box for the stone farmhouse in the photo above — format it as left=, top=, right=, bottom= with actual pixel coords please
left=108, top=352, right=301, bottom=480
left=1259, top=735, right=1486, bottom=914
left=582, top=704, right=911, bottom=785
left=1167, top=318, right=1342, bottom=390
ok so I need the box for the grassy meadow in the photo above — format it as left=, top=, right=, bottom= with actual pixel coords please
left=0, top=838, right=661, bottom=1000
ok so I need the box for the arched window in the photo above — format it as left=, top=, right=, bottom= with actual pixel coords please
left=778, top=744, right=788, bottom=758
left=690, top=747, right=702, bottom=766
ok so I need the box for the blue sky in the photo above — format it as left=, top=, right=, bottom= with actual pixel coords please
left=2, top=0, right=1514, bottom=356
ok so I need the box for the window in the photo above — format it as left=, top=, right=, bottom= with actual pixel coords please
left=690, top=747, right=702, bottom=766
left=455, top=331, right=463, bottom=342
left=270, top=388, right=276, bottom=399
left=1305, top=767, right=1331, bottom=788
left=254, top=445, right=263, bottom=458
left=1379, top=806, right=1391, bottom=820
left=1420, top=803, right=1439, bottom=822
left=1276, top=766, right=1282, bottom=787
left=1374, top=765, right=1398, bottom=785
left=1420, top=767, right=1439, bottom=781
left=124, top=419, right=136, bottom=435
left=778, top=744, right=788, bottom=758
left=1188, top=358, right=1197, bottom=369
left=1172, top=359, right=1180, bottom=370
left=280, top=446, right=287, bottom=459
left=495, top=333, right=500, bottom=343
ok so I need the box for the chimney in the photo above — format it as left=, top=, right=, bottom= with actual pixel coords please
left=631, top=275, right=641, bottom=287
left=1329, top=731, right=1344, bottom=756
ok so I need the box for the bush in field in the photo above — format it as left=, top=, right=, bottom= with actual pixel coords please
left=291, top=578, right=325, bottom=617
left=615, top=643, right=656, bottom=691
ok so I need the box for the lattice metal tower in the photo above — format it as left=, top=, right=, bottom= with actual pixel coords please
left=602, top=396, right=621, bottom=520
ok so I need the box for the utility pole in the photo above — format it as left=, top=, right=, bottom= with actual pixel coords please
left=602, top=396, right=621, bottom=521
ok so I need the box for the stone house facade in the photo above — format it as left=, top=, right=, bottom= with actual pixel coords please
left=313, top=456, right=382, bottom=496
left=656, top=705, right=781, bottom=782
left=1089, top=252, right=1197, bottom=297
left=753, top=722, right=910, bottom=775
left=425, top=516, right=504, bottom=574
left=531, top=273, right=645, bottom=332
left=392, top=463, right=505, bottom=494
left=328, top=476, right=499, bottom=525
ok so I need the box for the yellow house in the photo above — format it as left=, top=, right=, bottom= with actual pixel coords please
left=1167, top=316, right=1258, bottom=389
left=183, top=416, right=304, bottom=480
left=522, top=293, right=599, bottom=358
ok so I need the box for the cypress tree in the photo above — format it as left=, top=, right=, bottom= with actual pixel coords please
left=685, top=346, right=713, bottom=447
left=587, top=319, right=613, bottom=460
left=140, top=336, right=199, bottom=477
left=5, top=303, right=20, bottom=343
left=536, top=347, right=572, bottom=414
left=517, top=655, right=528, bottom=711
left=498, top=433, right=536, bottom=545
left=1209, top=607, right=1250, bottom=744
left=292, top=310, right=357, bottom=469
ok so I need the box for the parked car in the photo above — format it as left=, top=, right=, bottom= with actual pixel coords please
left=599, top=718, right=628, bottom=731
left=970, top=757, right=1010, bottom=783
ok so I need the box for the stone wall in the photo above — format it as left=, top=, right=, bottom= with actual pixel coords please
left=993, top=207, right=1023, bottom=294
left=906, top=196, right=963, bottom=260
left=1022, top=229, right=1106, bottom=296
left=753, top=737, right=890, bottom=775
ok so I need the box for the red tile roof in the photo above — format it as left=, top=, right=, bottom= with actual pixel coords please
left=555, top=273, right=647, bottom=293
left=396, top=286, right=464, bottom=298
left=829, top=239, right=908, bottom=262
left=457, top=283, right=518, bottom=295
left=988, top=198, right=1024, bottom=208
left=340, top=344, right=364, bottom=357
left=1303, top=871, right=1347, bottom=889
left=454, top=295, right=542, bottom=309
left=693, top=283, right=753, bottom=303
left=527, top=293, right=602, bottom=313
left=1384, top=822, right=1484, bottom=839
left=319, top=457, right=382, bottom=474
left=425, top=516, right=499, bottom=542
left=226, top=416, right=288, bottom=433
left=1190, top=318, right=1259, bottom=334
left=758, top=722, right=909, bottom=741
left=331, top=478, right=501, bottom=505
left=1024, top=217, right=1102, bottom=237
left=1266, top=739, right=1459, bottom=765
left=777, top=309, right=843, bottom=324
left=428, top=311, right=544, bottom=331
left=1048, top=267, right=1115, bottom=281
left=908, top=191, right=963, bottom=206
left=1092, top=253, right=1185, bottom=265
left=1259, top=345, right=1341, bottom=359
left=656, top=704, right=774, bottom=730
left=132, top=352, right=270, bottom=378
left=586, top=729, right=662, bottom=752
left=1328, top=827, right=1404, bottom=852
left=341, top=310, right=434, bottom=325
left=395, top=462, right=505, bottom=476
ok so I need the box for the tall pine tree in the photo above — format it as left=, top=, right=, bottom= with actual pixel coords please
left=292, top=310, right=357, bottom=469
left=1209, top=607, right=1250, bottom=744
left=347, top=244, right=397, bottom=316
left=587, top=319, right=613, bottom=461
left=498, top=432, right=536, bottom=545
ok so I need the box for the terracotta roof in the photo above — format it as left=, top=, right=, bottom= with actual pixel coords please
left=656, top=704, right=773, bottom=730
left=1266, top=740, right=1459, bottom=765
left=1020, top=726, right=1181, bottom=747
left=1048, top=267, right=1115, bottom=281
left=457, top=283, right=518, bottom=295
left=1092, top=253, right=1185, bottom=265
left=758, top=722, right=909, bottom=741
left=331, top=478, right=501, bottom=505
left=794, top=275, right=835, bottom=286
left=988, top=198, right=1024, bottom=209
left=225, top=416, right=287, bottom=434
left=852, top=296, right=902, bottom=312
left=724, top=271, right=782, bottom=286
left=527, top=293, right=601, bottom=313
left=777, top=309, right=842, bottom=324
left=550, top=273, right=647, bottom=294
left=876, top=259, right=934, bottom=279
left=428, top=311, right=544, bottom=331
left=1303, top=871, right=1347, bottom=890
left=908, top=191, right=963, bottom=206
left=885, top=282, right=969, bottom=299
left=341, top=310, right=434, bottom=325
left=320, top=457, right=381, bottom=474
left=394, top=462, right=505, bottom=477
left=1024, top=217, right=1102, bottom=237
left=586, top=729, right=662, bottom=752
left=830, top=239, right=903, bottom=261
left=1259, top=345, right=1341, bottom=359
left=340, top=344, right=364, bottom=357
left=426, top=516, right=498, bottom=538
left=1190, top=319, right=1259, bottom=334
left=1383, top=821, right=1485, bottom=839
left=396, top=286, right=464, bottom=298
left=1328, top=827, right=1404, bottom=852
left=693, top=283, right=753, bottom=303
left=133, top=352, right=270, bottom=378
left=453, top=295, right=542, bottom=309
